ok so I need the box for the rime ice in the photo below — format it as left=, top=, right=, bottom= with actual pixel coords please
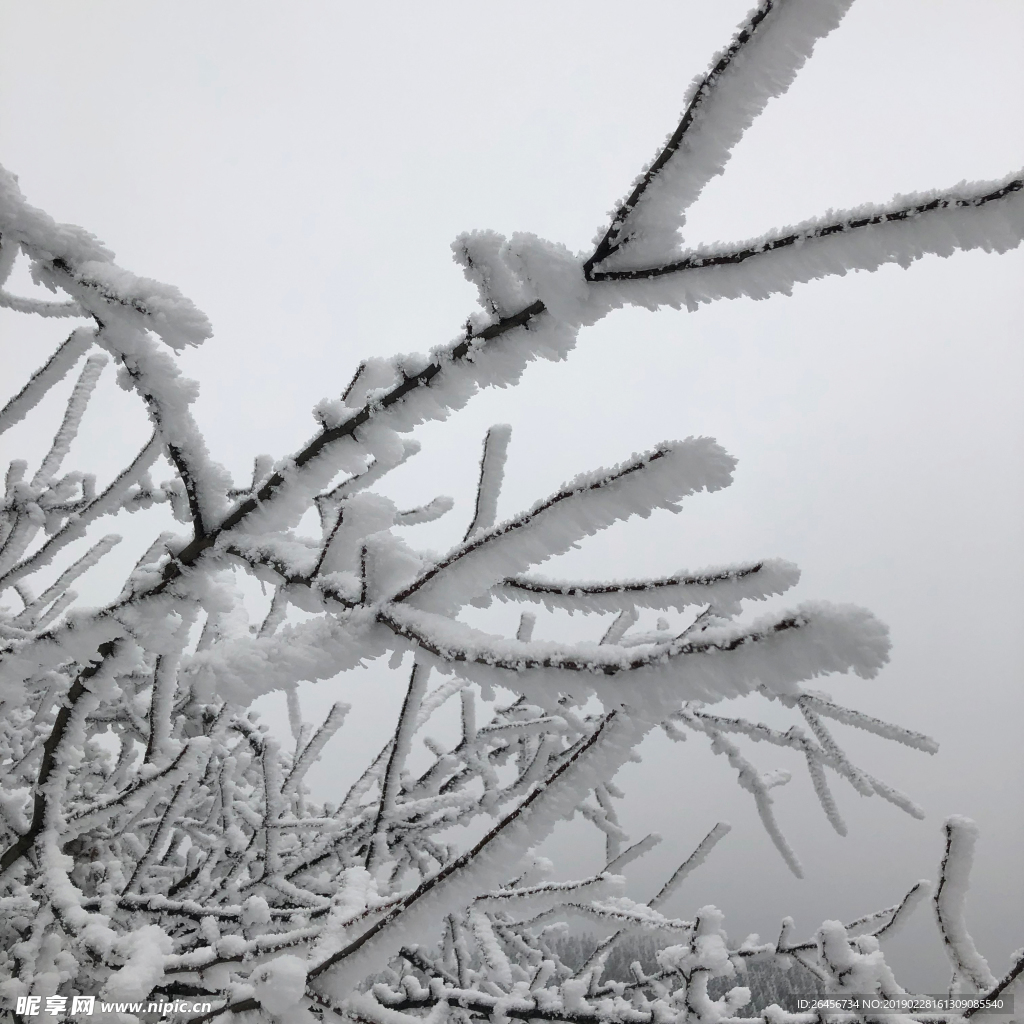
left=1, top=1, right=1021, bottom=1021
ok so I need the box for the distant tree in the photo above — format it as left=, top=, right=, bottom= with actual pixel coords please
left=1, top=2, right=1021, bottom=1021
left=553, top=932, right=826, bottom=1015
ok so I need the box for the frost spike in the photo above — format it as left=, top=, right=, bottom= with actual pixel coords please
left=933, top=816, right=997, bottom=993
left=464, top=424, right=512, bottom=542
left=0, top=328, right=93, bottom=437
left=367, top=661, right=430, bottom=871
left=650, top=822, right=732, bottom=910
left=31, top=352, right=107, bottom=489
left=393, top=438, right=735, bottom=613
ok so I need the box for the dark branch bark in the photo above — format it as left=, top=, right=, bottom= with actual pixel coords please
left=584, top=0, right=775, bottom=276
left=366, top=662, right=427, bottom=870
left=964, top=953, right=1024, bottom=1018
left=463, top=424, right=511, bottom=543
left=0, top=640, right=116, bottom=876
left=588, top=179, right=1023, bottom=282
left=0, top=329, right=93, bottom=434
left=391, top=445, right=671, bottom=604
left=377, top=606, right=803, bottom=675
left=51, top=258, right=155, bottom=319
left=147, top=300, right=547, bottom=594
left=500, top=561, right=766, bottom=598
left=933, top=818, right=995, bottom=994
left=166, top=443, right=206, bottom=538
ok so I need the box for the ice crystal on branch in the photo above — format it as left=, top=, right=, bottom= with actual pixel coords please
left=1, top=2, right=1022, bottom=1021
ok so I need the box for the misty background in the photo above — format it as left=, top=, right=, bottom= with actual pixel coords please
left=1, top=0, right=1021, bottom=992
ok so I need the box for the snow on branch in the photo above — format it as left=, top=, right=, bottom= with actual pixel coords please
left=650, top=822, right=732, bottom=909
left=0, top=328, right=93, bottom=436
left=588, top=0, right=854, bottom=274
left=0, top=430, right=162, bottom=598
left=378, top=600, right=889, bottom=705
left=487, top=558, right=800, bottom=615
left=933, top=816, right=998, bottom=994
left=394, top=438, right=736, bottom=613
left=590, top=175, right=1024, bottom=310
left=463, top=423, right=512, bottom=542
left=0, top=0, right=1019, bottom=1017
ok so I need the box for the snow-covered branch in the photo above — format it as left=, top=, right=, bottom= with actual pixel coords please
left=0, top=0, right=1019, bottom=1018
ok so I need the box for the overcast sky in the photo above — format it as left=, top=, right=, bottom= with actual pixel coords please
left=1, top=0, right=1022, bottom=990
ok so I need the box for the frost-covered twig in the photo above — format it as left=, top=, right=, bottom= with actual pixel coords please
left=0, top=640, right=117, bottom=878
left=585, top=0, right=778, bottom=274
left=366, top=661, right=429, bottom=870
left=463, top=424, right=512, bottom=542
left=649, top=821, right=731, bottom=909
left=0, top=0, right=1018, bottom=1015
left=933, top=816, right=997, bottom=994
left=491, top=558, right=799, bottom=615
left=0, top=328, right=93, bottom=436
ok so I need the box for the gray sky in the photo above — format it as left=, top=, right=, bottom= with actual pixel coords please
left=1, top=0, right=1022, bottom=990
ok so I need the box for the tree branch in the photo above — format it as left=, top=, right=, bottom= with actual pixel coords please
left=148, top=300, right=546, bottom=594
left=377, top=603, right=805, bottom=675
left=307, top=712, right=617, bottom=982
left=588, top=178, right=1023, bottom=282
left=0, top=640, right=116, bottom=877
left=584, top=0, right=776, bottom=275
